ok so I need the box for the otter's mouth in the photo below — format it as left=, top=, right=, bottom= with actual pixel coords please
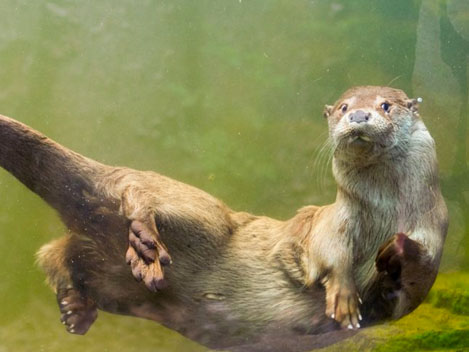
left=346, top=131, right=375, bottom=147
left=334, top=126, right=394, bottom=152
left=349, top=134, right=372, bottom=143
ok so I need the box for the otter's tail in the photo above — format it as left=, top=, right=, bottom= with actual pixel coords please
left=0, top=114, right=117, bottom=231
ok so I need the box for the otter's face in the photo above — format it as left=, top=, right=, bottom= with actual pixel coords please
left=324, top=86, right=420, bottom=161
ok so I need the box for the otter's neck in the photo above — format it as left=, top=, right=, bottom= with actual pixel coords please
left=333, top=158, right=402, bottom=211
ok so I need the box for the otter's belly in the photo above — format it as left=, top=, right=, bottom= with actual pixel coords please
left=141, top=230, right=332, bottom=347
left=135, top=268, right=332, bottom=349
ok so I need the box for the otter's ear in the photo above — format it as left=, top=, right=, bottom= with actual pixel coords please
left=406, top=97, right=423, bottom=113
left=323, top=104, right=333, bottom=119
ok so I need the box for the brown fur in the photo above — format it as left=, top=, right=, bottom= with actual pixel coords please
left=0, top=86, right=447, bottom=350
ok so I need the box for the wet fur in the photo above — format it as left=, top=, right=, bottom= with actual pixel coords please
left=0, top=86, right=448, bottom=350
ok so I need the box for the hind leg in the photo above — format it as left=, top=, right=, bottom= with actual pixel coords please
left=37, top=235, right=98, bottom=335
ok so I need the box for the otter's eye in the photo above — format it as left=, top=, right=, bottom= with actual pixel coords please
left=381, top=102, right=391, bottom=112
left=340, top=104, right=348, bottom=113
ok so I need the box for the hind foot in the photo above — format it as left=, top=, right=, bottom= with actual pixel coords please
left=121, top=187, right=172, bottom=292
left=57, top=286, right=97, bottom=335
left=376, top=232, right=422, bottom=282
left=126, top=219, right=171, bottom=292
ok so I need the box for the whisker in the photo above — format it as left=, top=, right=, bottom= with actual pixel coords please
left=309, top=131, right=329, bottom=176
left=387, top=75, right=402, bottom=87
left=312, top=136, right=334, bottom=191
left=319, top=138, right=335, bottom=190
left=311, top=138, right=329, bottom=176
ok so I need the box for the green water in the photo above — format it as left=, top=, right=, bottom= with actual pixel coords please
left=0, top=0, right=468, bottom=351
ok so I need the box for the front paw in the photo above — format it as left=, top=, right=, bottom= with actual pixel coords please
left=325, top=279, right=362, bottom=329
left=126, top=219, right=171, bottom=292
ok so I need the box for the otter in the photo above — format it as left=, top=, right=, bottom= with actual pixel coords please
left=0, top=86, right=447, bottom=350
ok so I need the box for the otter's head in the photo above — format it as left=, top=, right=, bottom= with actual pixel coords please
left=324, top=86, right=421, bottom=163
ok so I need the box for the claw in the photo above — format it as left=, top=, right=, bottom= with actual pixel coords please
left=325, top=277, right=360, bottom=329
left=57, top=286, right=98, bottom=335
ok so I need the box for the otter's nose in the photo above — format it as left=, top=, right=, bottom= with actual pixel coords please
left=349, top=110, right=371, bottom=124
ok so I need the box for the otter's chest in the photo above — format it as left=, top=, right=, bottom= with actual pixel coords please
left=342, top=204, right=399, bottom=290
left=347, top=203, right=399, bottom=262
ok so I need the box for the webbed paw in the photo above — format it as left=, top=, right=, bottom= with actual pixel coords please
left=376, top=232, right=421, bottom=281
left=126, top=219, right=171, bottom=292
left=57, top=286, right=97, bottom=335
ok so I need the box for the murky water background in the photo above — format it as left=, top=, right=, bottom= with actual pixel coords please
left=0, top=1, right=468, bottom=351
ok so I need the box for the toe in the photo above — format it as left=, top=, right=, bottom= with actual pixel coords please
left=157, top=248, right=171, bottom=266
left=143, top=261, right=166, bottom=292
left=129, top=230, right=157, bottom=263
